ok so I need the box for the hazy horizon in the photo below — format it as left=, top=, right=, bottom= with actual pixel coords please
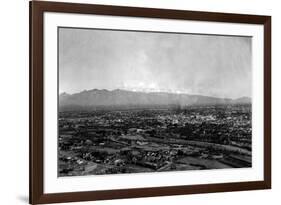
left=59, top=88, right=251, bottom=100
left=59, top=27, right=252, bottom=99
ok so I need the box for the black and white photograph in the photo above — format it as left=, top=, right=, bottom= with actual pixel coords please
left=58, top=27, right=252, bottom=177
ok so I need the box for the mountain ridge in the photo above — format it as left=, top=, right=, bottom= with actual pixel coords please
left=59, top=89, right=251, bottom=110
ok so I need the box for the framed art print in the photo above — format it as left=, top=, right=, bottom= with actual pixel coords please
left=30, top=1, right=271, bottom=204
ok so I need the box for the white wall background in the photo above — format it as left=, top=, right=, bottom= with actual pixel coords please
left=0, top=0, right=279, bottom=204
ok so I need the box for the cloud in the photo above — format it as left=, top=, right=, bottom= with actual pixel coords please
left=59, top=28, right=252, bottom=99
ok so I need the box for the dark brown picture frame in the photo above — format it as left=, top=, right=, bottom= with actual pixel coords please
left=30, top=1, right=271, bottom=204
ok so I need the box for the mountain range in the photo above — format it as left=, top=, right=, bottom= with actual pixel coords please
left=59, top=89, right=251, bottom=111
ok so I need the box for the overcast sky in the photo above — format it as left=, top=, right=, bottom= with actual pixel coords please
left=59, top=27, right=252, bottom=99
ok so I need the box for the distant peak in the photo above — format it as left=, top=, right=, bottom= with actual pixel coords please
left=235, top=96, right=251, bottom=100
left=79, top=88, right=111, bottom=93
left=113, top=88, right=123, bottom=92
left=87, top=89, right=99, bottom=92
left=233, top=96, right=251, bottom=103
left=234, top=96, right=251, bottom=101
left=59, top=92, right=70, bottom=96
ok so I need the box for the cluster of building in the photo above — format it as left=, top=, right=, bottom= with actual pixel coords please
left=58, top=104, right=252, bottom=176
